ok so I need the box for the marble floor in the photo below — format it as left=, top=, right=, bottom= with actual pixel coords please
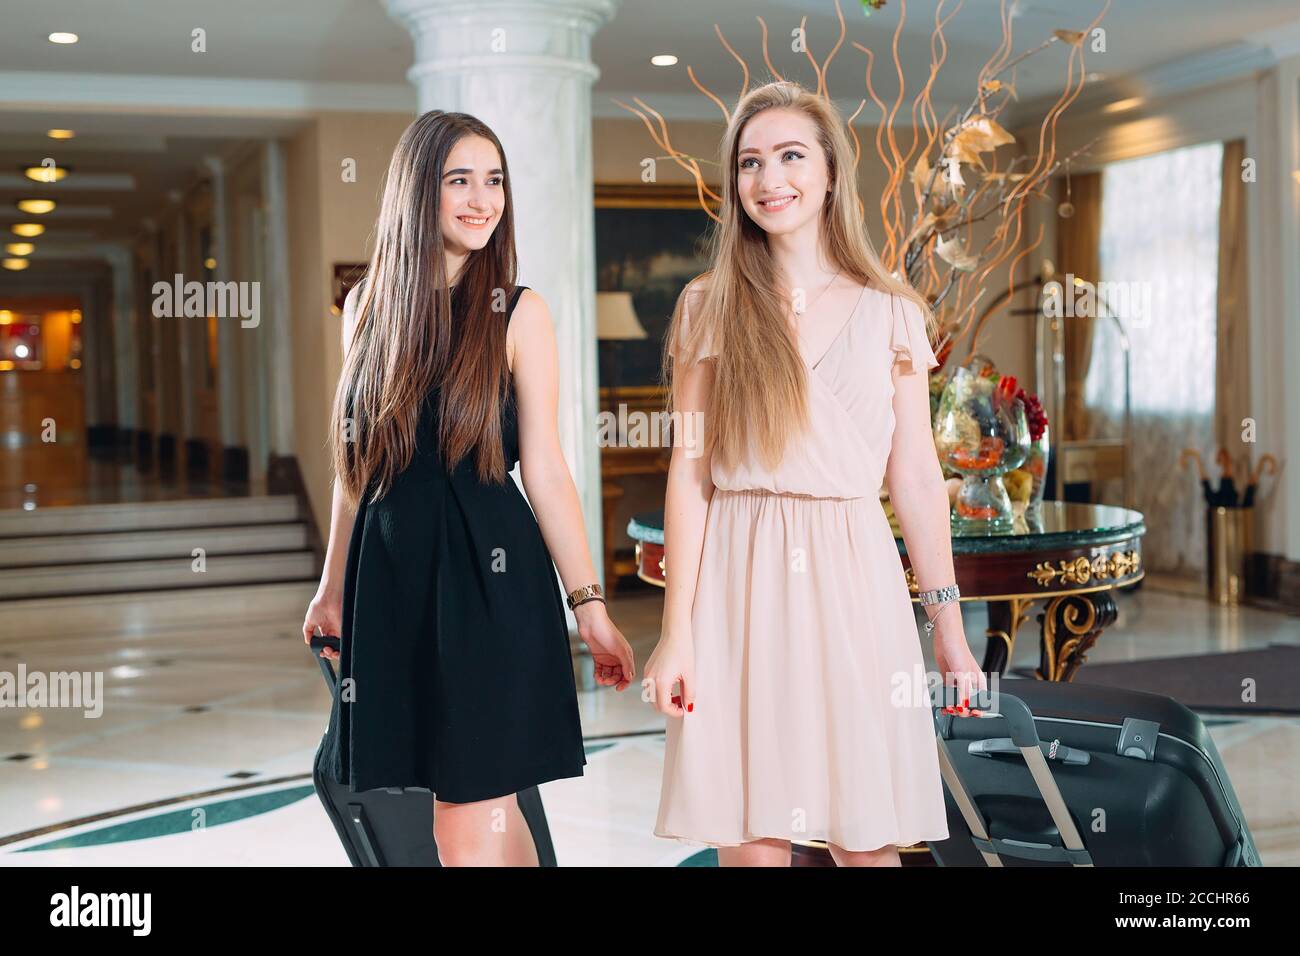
left=1, top=577, right=1298, bottom=866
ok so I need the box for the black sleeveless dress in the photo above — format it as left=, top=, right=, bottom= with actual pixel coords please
left=322, top=285, right=587, bottom=804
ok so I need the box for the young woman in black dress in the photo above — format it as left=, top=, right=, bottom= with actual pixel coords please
left=302, top=110, right=635, bottom=866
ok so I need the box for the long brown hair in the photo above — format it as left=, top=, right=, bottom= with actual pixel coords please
left=331, top=111, right=518, bottom=508
left=663, top=80, right=934, bottom=473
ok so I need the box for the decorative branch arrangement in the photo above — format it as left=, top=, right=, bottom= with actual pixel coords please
left=615, top=0, right=1111, bottom=367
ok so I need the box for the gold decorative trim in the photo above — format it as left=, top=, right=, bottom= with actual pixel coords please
left=981, top=595, right=1033, bottom=658
left=1037, top=592, right=1116, bottom=681
left=906, top=572, right=1143, bottom=603
left=595, top=182, right=721, bottom=210
left=1028, top=550, right=1141, bottom=588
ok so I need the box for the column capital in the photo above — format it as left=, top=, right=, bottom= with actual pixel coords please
left=384, top=0, right=618, bottom=87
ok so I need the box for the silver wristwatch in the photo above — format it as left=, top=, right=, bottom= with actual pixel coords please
left=917, top=584, right=960, bottom=605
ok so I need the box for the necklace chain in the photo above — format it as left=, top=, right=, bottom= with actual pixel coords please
left=791, top=270, right=841, bottom=316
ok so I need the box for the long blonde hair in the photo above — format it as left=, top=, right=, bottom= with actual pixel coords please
left=330, top=111, right=519, bottom=509
left=663, top=80, right=934, bottom=473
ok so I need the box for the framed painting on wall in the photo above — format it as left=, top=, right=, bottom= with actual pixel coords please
left=594, top=183, right=717, bottom=391
left=331, top=262, right=368, bottom=316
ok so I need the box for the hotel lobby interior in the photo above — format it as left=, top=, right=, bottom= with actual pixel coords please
left=0, top=0, right=1298, bottom=878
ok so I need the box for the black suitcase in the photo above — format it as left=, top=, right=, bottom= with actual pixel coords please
left=928, top=679, right=1261, bottom=867
left=308, top=633, right=559, bottom=866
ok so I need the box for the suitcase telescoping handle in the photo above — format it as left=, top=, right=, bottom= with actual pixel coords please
left=308, top=632, right=342, bottom=689
left=934, top=689, right=1094, bottom=867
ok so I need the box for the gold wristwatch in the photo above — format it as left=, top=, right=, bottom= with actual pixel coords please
left=565, top=583, right=604, bottom=610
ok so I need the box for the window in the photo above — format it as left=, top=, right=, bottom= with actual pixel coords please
left=1086, top=140, right=1224, bottom=576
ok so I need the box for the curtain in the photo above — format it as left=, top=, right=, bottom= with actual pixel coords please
left=1085, top=141, right=1224, bottom=576
left=1216, top=140, right=1251, bottom=470
left=1055, top=172, right=1103, bottom=441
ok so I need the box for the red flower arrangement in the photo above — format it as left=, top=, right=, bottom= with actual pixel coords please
left=1016, top=387, right=1048, bottom=442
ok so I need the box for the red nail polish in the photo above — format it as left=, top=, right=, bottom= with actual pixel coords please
left=687, top=703, right=693, bottom=712
left=671, top=694, right=681, bottom=706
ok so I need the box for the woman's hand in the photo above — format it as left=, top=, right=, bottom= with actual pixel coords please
left=574, top=601, right=635, bottom=691
left=932, top=626, right=987, bottom=715
left=303, top=584, right=343, bottom=662
left=643, top=630, right=695, bottom=718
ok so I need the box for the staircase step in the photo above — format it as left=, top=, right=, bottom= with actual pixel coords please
left=0, top=580, right=318, bottom=641
left=0, top=551, right=317, bottom=600
left=0, top=495, right=301, bottom=538
left=0, top=523, right=310, bottom=568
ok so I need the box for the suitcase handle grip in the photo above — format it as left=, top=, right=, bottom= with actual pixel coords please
left=948, top=689, right=1040, bottom=748
left=310, top=633, right=342, bottom=654
left=308, top=633, right=342, bottom=688
left=968, top=737, right=1091, bottom=765
left=936, top=688, right=1094, bottom=866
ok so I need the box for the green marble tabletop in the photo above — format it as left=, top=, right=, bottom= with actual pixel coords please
left=627, top=501, right=1145, bottom=555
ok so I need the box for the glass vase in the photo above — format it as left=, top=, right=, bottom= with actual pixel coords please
left=932, top=367, right=1031, bottom=532
left=1025, top=423, right=1050, bottom=513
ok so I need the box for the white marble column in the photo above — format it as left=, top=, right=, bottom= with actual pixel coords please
left=101, top=244, right=138, bottom=433
left=173, top=202, right=198, bottom=441
left=385, top=0, right=618, bottom=605
left=205, top=155, right=241, bottom=453
left=261, top=139, right=295, bottom=459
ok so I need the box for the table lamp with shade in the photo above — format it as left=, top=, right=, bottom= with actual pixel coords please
left=596, top=291, right=647, bottom=414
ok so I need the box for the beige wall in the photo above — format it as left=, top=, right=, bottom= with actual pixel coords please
left=286, top=111, right=418, bottom=535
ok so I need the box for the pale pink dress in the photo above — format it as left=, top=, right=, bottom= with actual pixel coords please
left=654, top=284, right=950, bottom=852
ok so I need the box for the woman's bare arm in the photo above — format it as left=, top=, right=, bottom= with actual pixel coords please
left=660, top=355, right=715, bottom=640
left=304, top=286, right=362, bottom=657
left=319, top=288, right=362, bottom=595
left=510, top=289, right=603, bottom=594
left=509, top=288, right=635, bottom=688
left=882, top=348, right=961, bottom=639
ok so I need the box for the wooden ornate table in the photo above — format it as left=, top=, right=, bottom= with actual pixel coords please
left=627, top=500, right=1145, bottom=682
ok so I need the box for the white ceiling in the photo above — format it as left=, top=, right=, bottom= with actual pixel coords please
left=2, top=0, right=1299, bottom=253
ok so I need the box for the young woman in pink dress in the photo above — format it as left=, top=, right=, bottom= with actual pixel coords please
left=645, top=80, right=987, bottom=867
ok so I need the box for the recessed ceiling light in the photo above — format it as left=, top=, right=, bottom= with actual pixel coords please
left=5, top=243, right=35, bottom=256
left=24, top=165, right=69, bottom=183
left=2, top=259, right=31, bottom=271
left=17, top=199, right=56, bottom=214
left=48, top=32, right=78, bottom=44
left=1104, top=97, right=1143, bottom=113
left=1086, top=72, right=1107, bottom=82
left=12, top=223, right=45, bottom=237
left=651, top=54, right=678, bottom=67
left=47, top=129, right=75, bottom=140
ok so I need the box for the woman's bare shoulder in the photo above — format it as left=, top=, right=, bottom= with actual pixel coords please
left=506, top=287, right=552, bottom=373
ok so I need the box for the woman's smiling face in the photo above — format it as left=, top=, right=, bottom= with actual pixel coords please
left=735, top=107, right=830, bottom=237
left=439, top=134, right=505, bottom=255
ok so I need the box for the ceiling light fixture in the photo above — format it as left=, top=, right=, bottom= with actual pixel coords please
left=650, top=54, right=678, bottom=66
left=47, top=129, right=75, bottom=140
left=1104, top=97, right=1143, bottom=114
left=2, top=259, right=31, bottom=271
left=16, top=200, right=55, bottom=214
left=5, top=243, right=35, bottom=256
left=12, top=223, right=45, bottom=237
left=24, top=165, right=69, bottom=183
left=48, top=32, right=78, bottom=44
